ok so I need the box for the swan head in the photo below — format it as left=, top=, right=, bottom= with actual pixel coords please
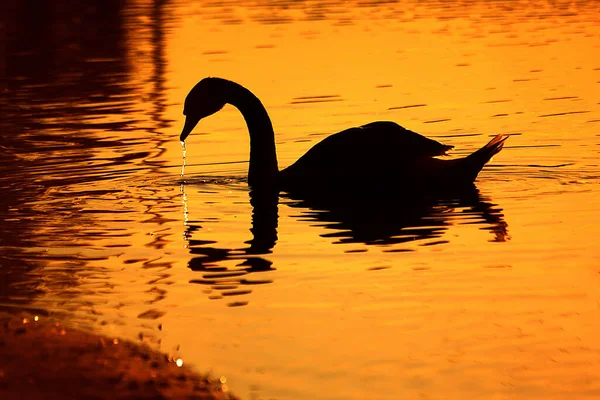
left=180, top=78, right=227, bottom=142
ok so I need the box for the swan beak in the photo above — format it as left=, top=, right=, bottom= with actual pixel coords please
left=180, top=115, right=201, bottom=142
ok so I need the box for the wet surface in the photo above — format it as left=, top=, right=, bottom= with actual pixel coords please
left=1, top=1, right=600, bottom=399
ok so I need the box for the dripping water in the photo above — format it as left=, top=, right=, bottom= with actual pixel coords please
left=180, top=140, right=186, bottom=177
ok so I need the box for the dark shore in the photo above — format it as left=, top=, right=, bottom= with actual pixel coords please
left=0, top=314, right=236, bottom=400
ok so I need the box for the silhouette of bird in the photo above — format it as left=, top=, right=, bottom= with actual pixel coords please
left=180, top=77, right=507, bottom=193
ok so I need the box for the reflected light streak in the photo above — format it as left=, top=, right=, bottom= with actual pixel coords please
left=180, top=183, right=189, bottom=249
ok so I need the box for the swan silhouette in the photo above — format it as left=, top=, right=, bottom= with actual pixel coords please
left=180, top=77, right=507, bottom=193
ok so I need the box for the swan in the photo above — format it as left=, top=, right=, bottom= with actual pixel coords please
left=180, top=77, right=507, bottom=193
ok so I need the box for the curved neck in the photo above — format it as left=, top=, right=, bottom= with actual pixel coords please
left=222, top=80, right=278, bottom=187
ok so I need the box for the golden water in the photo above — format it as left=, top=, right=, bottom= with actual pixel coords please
left=1, top=1, right=599, bottom=399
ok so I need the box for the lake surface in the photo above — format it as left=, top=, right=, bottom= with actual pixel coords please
left=1, top=1, right=600, bottom=399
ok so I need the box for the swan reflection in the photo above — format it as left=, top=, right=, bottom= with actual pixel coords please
left=182, top=183, right=508, bottom=306
left=287, top=184, right=508, bottom=245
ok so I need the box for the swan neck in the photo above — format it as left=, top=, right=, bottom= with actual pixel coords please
left=225, top=81, right=278, bottom=187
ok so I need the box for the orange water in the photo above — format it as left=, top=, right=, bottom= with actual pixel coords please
left=1, top=1, right=599, bottom=399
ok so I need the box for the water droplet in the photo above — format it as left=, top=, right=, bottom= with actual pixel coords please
left=180, top=141, right=187, bottom=177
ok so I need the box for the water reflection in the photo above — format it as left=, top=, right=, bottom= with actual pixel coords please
left=183, top=182, right=508, bottom=306
left=288, top=184, right=509, bottom=245
left=184, top=187, right=278, bottom=307
left=0, top=1, right=131, bottom=312
left=0, top=1, right=177, bottom=329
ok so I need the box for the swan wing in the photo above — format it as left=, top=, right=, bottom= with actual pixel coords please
left=281, top=121, right=453, bottom=183
left=358, top=121, right=453, bottom=157
left=292, top=121, right=452, bottom=165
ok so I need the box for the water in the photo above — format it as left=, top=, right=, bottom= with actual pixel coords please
left=1, top=1, right=600, bottom=399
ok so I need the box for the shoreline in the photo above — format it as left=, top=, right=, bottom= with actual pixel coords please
left=0, top=313, right=236, bottom=400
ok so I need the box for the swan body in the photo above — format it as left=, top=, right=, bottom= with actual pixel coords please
left=180, top=77, right=507, bottom=193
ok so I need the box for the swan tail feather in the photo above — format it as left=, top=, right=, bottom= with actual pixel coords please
left=461, top=134, right=508, bottom=181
